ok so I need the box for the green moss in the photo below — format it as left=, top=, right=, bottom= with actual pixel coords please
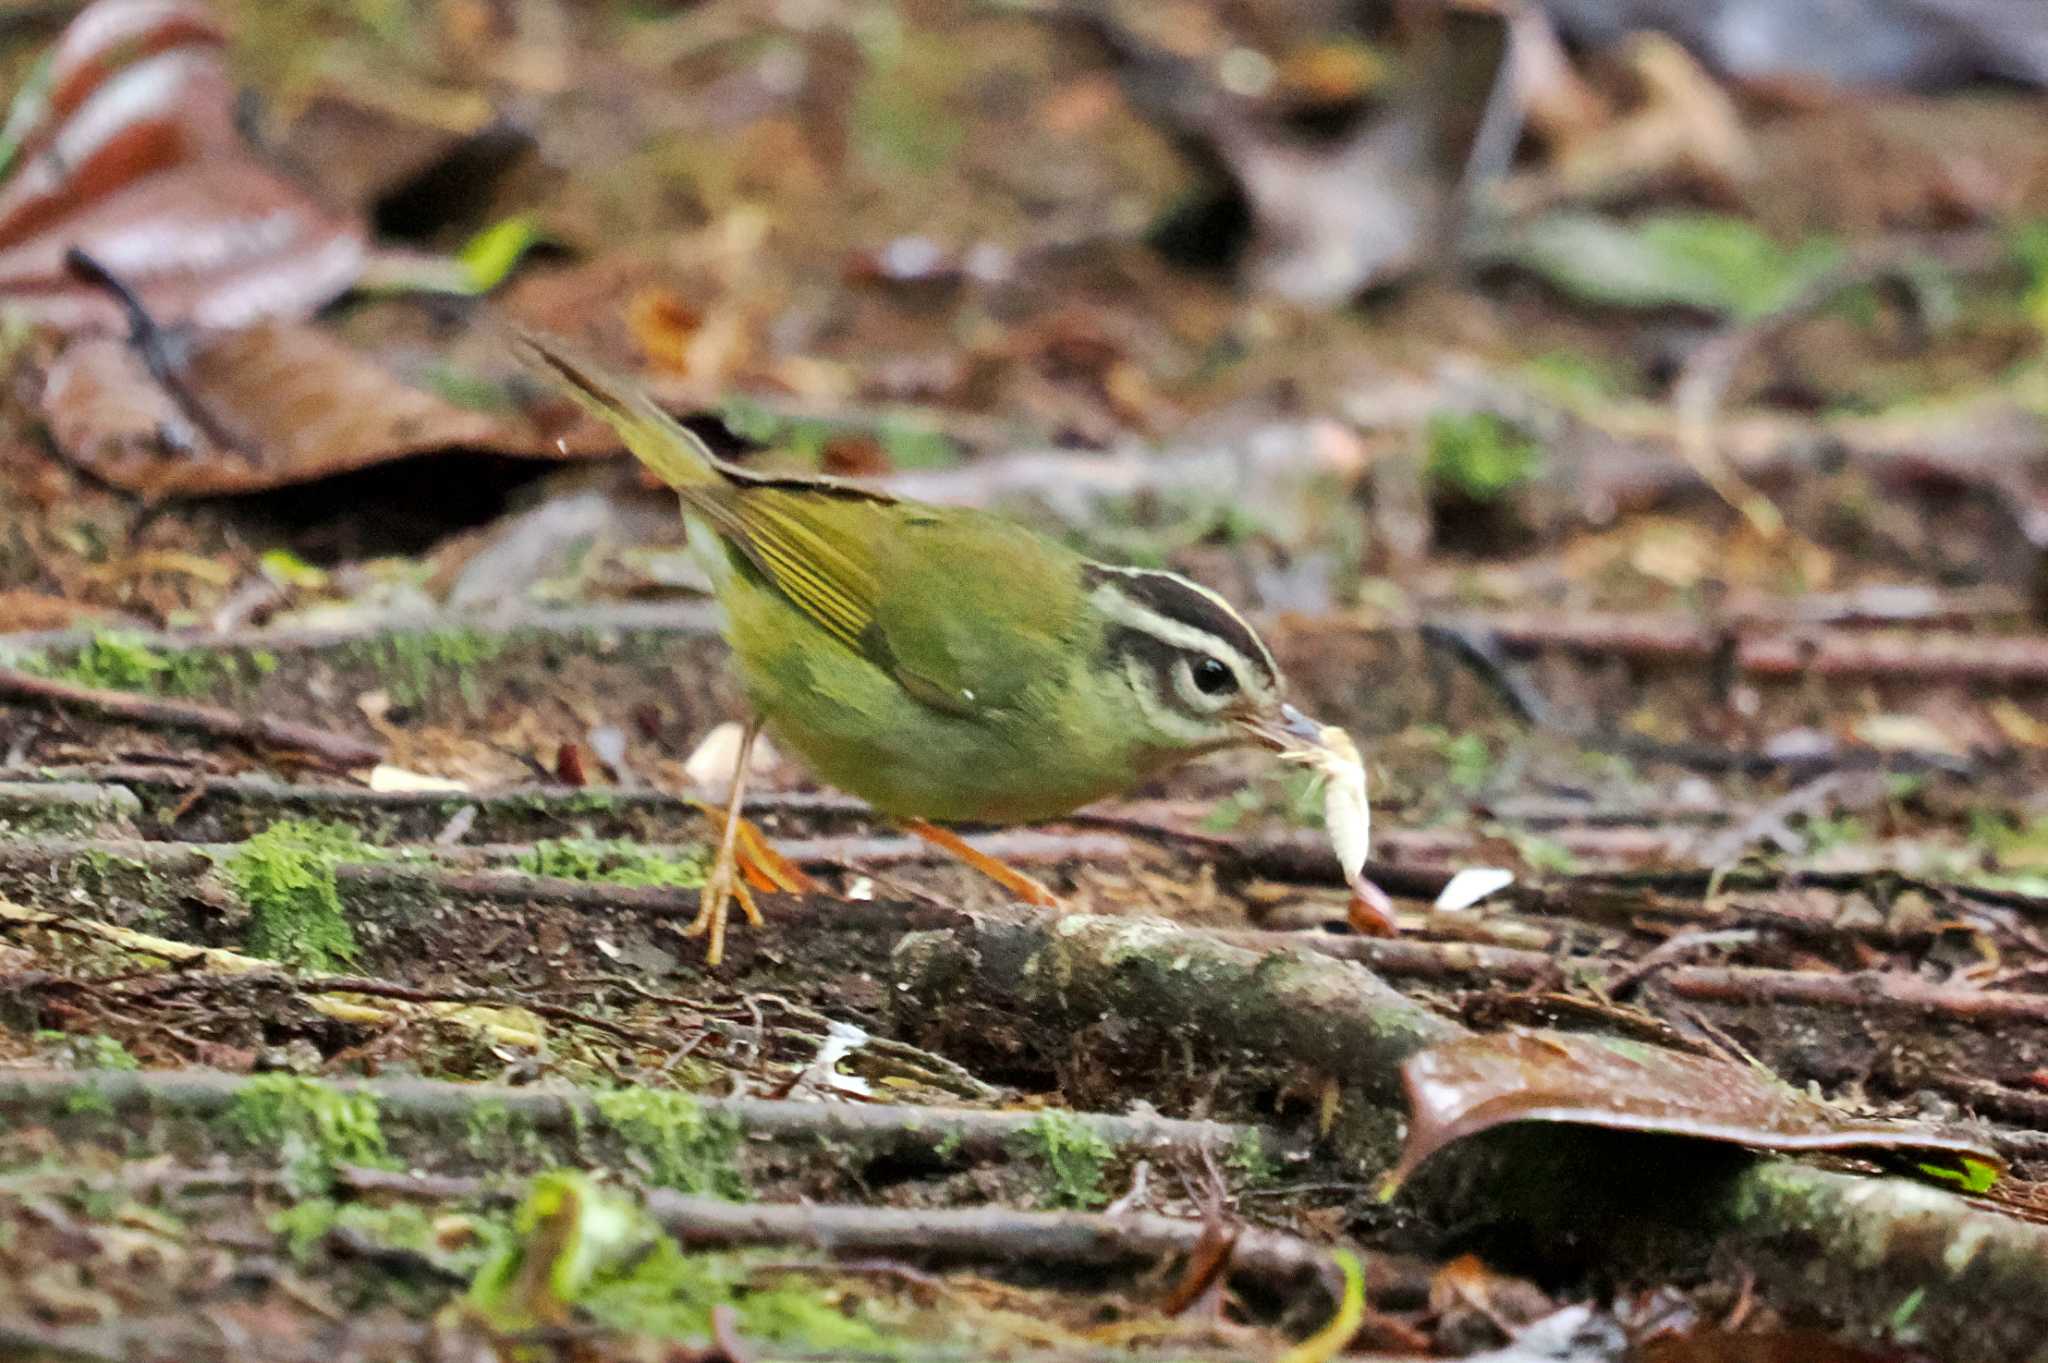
left=1202, top=767, right=1325, bottom=832
left=464, top=1098, right=540, bottom=1163
left=1224, top=1129, right=1280, bottom=1187
left=224, top=820, right=382, bottom=970
left=23, top=632, right=261, bottom=697
left=1019, top=1110, right=1114, bottom=1210
left=55, top=632, right=177, bottom=691
left=1501, top=828, right=1580, bottom=876
left=272, top=1198, right=342, bottom=1260
left=61, top=1082, right=112, bottom=1117
left=79, top=1034, right=139, bottom=1071
left=470, top=1172, right=883, bottom=1348
left=347, top=628, right=506, bottom=712
left=593, top=1088, right=745, bottom=1198
left=226, top=1075, right=393, bottom=1196
left=275, top=1196, right=502, bottom=1276
left=78, top=848, right=153, bottom=888
left=1416, top=726, right=1493, bottom=793
left=517, top=838, right=707, bottom=890
left=1425, top=411, right=1544, bottom=502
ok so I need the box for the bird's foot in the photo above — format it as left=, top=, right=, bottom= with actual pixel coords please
left=681, top=847, right=764, bottom=967
left=684, top=799, right=800, bottom=966
left=900, top=818, right=1064, bottom=909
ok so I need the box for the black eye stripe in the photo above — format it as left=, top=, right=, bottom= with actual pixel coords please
left=1105, top=626, right=1180, bottom=697
left=1104, top=627, right=1242, bottom=714
left=1081, top=564, right=1278, bottom=690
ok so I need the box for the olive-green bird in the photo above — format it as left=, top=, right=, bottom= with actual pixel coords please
left=516, top=334, right=1326, bottom=963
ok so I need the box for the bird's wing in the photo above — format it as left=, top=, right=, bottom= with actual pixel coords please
left=863, top=509, right=1084, bottom=715
left=685, top=484, right=886, bottom=659
left=699, top=490, right=1081, bottom=718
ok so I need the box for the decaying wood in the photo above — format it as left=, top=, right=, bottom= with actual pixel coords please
left=0, top=1067, right=1292, bottom=1190
left=889, top=906, right=2048, bottom=1363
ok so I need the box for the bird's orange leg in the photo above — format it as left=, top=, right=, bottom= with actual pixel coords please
left=899, top=818, right=1063, bottom=908
left=687, top=716, right=763, bottom=966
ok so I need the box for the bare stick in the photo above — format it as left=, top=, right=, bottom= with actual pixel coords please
left=0, top=665, right=383, bottom=769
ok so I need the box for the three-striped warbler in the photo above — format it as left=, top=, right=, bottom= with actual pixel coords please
left=514, top=334, right=1389, bottom=963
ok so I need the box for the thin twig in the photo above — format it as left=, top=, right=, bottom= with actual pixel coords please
left=0, top=665, right=383, bottom=769
left=63, top=246, right=243, bottom=456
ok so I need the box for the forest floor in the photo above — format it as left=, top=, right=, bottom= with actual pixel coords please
left=1, top=1, right=2048, bottom=1361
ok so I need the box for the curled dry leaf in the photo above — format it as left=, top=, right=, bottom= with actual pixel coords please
left=1384, top=1029, right=2001, bottom=1194
left=41, top=322, right=551, bottom=497
left=0, top=0, right=364, bottom=332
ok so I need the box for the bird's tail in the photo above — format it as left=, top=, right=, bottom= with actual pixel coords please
left=509, top=329, right=721, bottom=490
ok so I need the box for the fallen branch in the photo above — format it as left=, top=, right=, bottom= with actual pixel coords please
left=0, top=665, right=383, bottom=769
left=889, top=906, right=2048, bottom=1363
left=644, top=1193, right=1338, bottom=1293
left=1208, top=929, right=1556, bottom=987
left=0, top=1067, right=1293, bottom=1187
left=0, top=899, right=543, bottom=1048
left=1440, top=609, right=2048, bottom=687
left=1659, top=964, right=2048, bottom=1025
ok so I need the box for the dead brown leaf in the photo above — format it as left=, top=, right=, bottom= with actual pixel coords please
left=1385, top=1029, right=2000, bottom=1191
left=0, top=0, right=364, bottom=333
left=41, top=322, right=559, bottom=497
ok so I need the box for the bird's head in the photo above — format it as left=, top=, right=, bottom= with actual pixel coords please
left=1079, top=562, right=1324, bottom=762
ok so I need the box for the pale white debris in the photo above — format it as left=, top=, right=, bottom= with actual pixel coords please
left=1434, top=867, right=1515, bottom=912
left=683, top=720, right=782, bottom=794
left=367, top=763, right=471, bottom=794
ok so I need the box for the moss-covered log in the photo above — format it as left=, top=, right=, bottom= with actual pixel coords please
left=889, top=907, right=2048, bottom=1363
left=0, top=1067, right=1294, bottom=1209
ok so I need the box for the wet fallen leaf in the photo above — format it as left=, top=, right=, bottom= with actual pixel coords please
left=41, top=321, right=562, bottom=497
left=1482, top=212, right=1842, bottom=320
left=1384, top=1029, right=2001, bottom=1193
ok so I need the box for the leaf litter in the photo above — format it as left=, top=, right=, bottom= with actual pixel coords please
left=0, top=0, right=2047, bottom=1358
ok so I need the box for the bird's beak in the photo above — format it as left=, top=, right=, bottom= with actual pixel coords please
left=1240, top=702, right=1326, bottom=754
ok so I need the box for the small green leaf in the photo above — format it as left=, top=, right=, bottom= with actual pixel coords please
left=1915, top=1156, right=2000, bottom=1194
left=459, top=215, right=545, bottom=294
left=259, top=549, right=329, bottom=590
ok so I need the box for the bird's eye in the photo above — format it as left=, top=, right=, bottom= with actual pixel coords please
left=1192, top=656, right=1236, bottom=696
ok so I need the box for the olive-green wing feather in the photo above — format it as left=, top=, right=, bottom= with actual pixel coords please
left=513, top=330, right=1077, bottom=715
left=512, top=331, right=884, bottom=652
left=864, top=509, right=1087, bottom=714
left=688, top=487, right=884, bottom=657
left=509, top=331, right=721, bottom=490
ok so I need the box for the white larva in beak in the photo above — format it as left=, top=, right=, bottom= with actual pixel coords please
left=1272, top=714, right=1396, bottom=935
